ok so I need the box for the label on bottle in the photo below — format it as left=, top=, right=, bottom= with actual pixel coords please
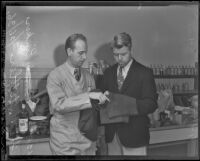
left=19, top=118, right=28, bottom=133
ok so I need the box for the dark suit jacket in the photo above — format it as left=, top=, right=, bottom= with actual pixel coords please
left=96, top=59, right=158, bottom=148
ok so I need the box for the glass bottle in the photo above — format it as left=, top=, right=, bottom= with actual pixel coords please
left=195, top=62, right=198, bottom=75
left=165, top=66, right=169, bottom=75
left=185, top=65, right=189, bottom=76
left=152, top=64, right=155, bottom=75
left=154, top=64, right=158, bottom=76
left=88, top=62, right=94, bottom=75
left=178, top=65, right=182, bottom=75
left=18, top=100, right=29, bottom=137
left=192, top=65, right=195, bottom=75
left=182, top=65, right=185, bottom=75
left=161, top=65, right=164, bottom=76
left=168, top=65, right=172, bottom=75
left=171, top=65, right=174, bottom=75
left=174, top=65, right=178, bottom=75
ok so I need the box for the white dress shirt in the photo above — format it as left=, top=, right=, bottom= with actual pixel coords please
left=117, top=59, right=133, bottom=79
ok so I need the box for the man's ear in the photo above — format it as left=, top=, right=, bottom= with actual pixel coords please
left=67, top=48, right=72, bottom=56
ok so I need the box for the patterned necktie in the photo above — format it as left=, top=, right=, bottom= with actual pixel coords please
left=117, top=66, right=124, bottom=90
left=74, top=68, right=81, bottom=81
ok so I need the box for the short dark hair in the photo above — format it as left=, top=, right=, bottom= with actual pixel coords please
left=65, top=33, right=87, bottom=53
left=111, top=32, right=132, bottom=50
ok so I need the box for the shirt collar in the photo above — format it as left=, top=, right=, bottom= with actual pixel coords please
left=118, top=58, right=133, bottom=76
left=65, top=61, right=77, bottom=75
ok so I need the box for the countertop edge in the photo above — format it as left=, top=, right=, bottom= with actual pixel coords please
left=6, top=123, right=198, bottom=146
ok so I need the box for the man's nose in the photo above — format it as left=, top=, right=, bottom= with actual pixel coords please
left=82, top=53, right=87, bottom=59
left=118, top=55, right=122, bottom=60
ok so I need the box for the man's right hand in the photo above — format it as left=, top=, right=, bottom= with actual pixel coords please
left=89, top=92, right=110, bottom=104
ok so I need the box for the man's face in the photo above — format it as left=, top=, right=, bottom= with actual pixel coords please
left=68, top=39, right=88, bottom=68
left=112, top=46, right=132, bottom=67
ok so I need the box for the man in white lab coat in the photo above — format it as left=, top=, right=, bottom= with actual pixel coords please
left=46, top=33, right=109, bottom=155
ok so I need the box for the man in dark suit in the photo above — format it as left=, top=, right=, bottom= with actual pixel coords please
left=98, top=32, right=158, bottom=155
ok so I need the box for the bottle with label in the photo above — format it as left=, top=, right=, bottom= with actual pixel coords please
left=18, top=100, right=29, bottom=137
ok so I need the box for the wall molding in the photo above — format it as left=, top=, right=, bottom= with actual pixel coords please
left=4, top=67, right=90, bottom=79
left=4, top=67, right=53, bottom=79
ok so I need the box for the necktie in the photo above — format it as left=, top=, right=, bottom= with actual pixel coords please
left=74, top=68, right=81, bottom=81
left=117, top=66, right=124, bottom=90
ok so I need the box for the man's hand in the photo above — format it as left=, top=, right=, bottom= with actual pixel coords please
left=104, top=91, right=110, bottom=96
left=89, top=92, right=110, bottom=104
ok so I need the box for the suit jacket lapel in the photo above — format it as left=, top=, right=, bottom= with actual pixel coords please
left=112, top=64, right=119, bottom=92
left=120, top=59, right=137, bottom=93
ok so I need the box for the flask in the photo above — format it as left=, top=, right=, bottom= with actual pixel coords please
left=18, top=100, right=29, bottom=137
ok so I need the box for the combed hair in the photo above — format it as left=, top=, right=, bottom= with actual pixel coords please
left=110, top=32, right=132, bottom=50
left=65, top=33, right=87, bottom=53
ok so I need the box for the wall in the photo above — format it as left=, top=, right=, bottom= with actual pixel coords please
left=5, top=5, right=198, bottom=69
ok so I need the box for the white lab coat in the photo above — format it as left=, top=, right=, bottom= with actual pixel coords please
left=46, top=62, right=96, bottom=155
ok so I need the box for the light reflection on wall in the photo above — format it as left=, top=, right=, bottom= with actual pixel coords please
left=5, top=9, right=37, bottom=154
left=5, top=11, right=37, bottom=104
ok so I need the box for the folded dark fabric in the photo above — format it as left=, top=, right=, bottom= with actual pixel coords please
left=107, top=93, right=138, bottom=118
left=100, top=107, right=129, bottom=124
left=78, top=105, right=98, bottom=141
left=100, top=92, right=138, bottom=124
left=78, top=89, right=101, bottom=141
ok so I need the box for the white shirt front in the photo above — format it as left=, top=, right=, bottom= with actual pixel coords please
left=117, top=59, right=133, bottom=79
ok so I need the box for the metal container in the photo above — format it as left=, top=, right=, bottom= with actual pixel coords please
left=29, top=116, right=49, bottom=136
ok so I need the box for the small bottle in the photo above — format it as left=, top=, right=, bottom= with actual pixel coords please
left=195, top=62, right=198, bottom=75
left=161, top=65, right=164, bottom=76
left=165, top=66, right=168, bottom=75
left=167, top=65, right=171, bottom=75
left=150, top=64, right=154, bottom=75
left=171, top=65, right=174, bottom=75
left=178, top=65, right=182, bottom=75
left=188, top=65, right=191, bottom=75
left=192, top=66, right=195, bottom=75
left=88, top=62, right=94, bottom=75
left=174, top=65, right=178, bottom=75
left=18, top=100, right=29, bottom=137
left=159, top=65, right=162, bottom=75
left=185, top=65, right=189, bottom=75
left=153, top=64, right=157, bottom=76
left=156, top=64, right=160, bottom=76
left=163, top=65, right=167, bottom=75
left=182, top=65, right=185, bottom=75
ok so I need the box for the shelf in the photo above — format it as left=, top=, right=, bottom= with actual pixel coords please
left=173, top=90, right=198, bottom=96
left=154, top=75, right=197, bottom=79
left=156, top=90, right=198, bottom=96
